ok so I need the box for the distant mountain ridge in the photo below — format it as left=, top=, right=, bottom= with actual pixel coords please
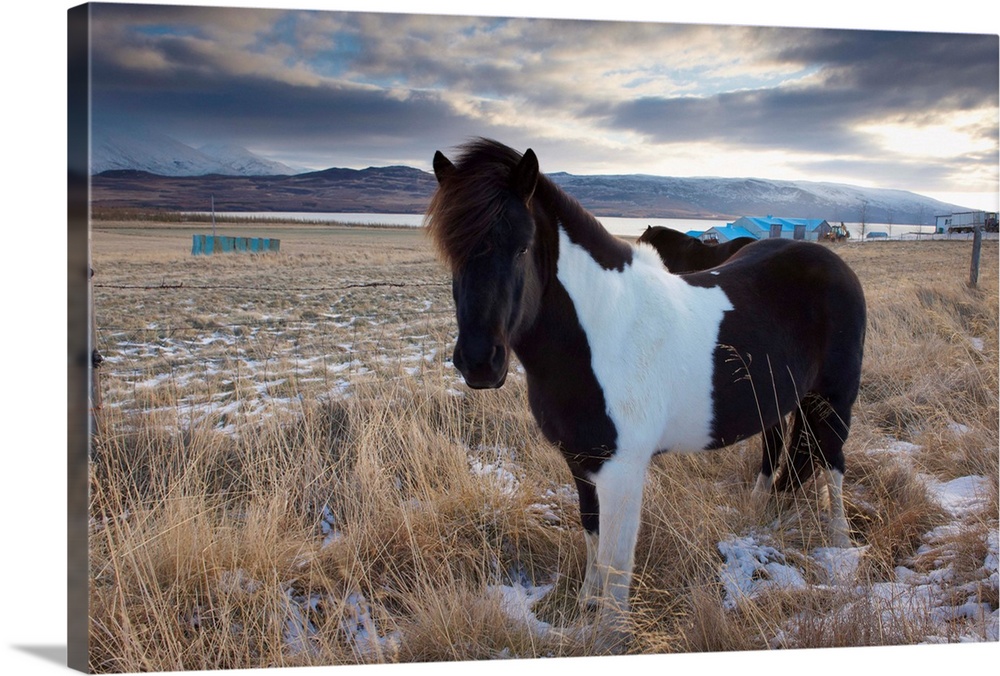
left=91, top=165, right=440, bottom=215
left=89, top=129, right=971, bottom=224
left=91, top=127, right=300, bottom=176
left=546, top=173, right=963, bottom=224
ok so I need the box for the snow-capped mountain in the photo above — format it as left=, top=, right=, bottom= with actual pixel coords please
left=548, top=173, right=970, bottom=224
left=91, top=127, right=297, bottom=176
left=197, top=143, right=300, bottom=176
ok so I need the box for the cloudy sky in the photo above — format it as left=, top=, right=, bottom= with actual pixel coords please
left=85, top=1, right=999, bottom=210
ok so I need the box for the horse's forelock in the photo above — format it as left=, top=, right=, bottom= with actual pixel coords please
left=425, top=141, right=521, bottom=271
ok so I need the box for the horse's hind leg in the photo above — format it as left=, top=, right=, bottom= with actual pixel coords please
left=825, top=464, right=850, bottom=548
left=779, top=394, right=852, bottom=547
left=814, top=399, right=852, bottom=547
left=752, top=419, right=786, bottom=499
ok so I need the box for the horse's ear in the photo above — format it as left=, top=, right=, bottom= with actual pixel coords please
left=433, top=151, right=456, bottom=185
left=511, top=148, right=539, bottom=201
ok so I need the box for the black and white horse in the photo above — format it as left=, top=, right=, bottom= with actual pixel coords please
left=426, top=139, right=866, bottom=635
left=637, top=225, right=755, bottom=273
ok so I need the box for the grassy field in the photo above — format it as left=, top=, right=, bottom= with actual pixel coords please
left=87, top=221, right=998, bottom=672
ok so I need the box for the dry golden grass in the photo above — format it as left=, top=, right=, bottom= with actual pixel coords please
left=87, top=224, right=998, bottom=672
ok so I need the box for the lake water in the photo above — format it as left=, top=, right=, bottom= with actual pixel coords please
left=202, top=212, right=935, bottom=239
left=204, top=212, right=729, bottom=238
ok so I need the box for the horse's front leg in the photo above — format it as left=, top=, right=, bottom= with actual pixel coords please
left=573, top=474, right=602, bottom=609
left=590, top=455, right=647, bottom=626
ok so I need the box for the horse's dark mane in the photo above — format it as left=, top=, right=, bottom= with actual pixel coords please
left=425, top=137, right=616, bottom=270
left=536, top=171, right=604, bottom=233
left=541, top=175, right=633, bottom=271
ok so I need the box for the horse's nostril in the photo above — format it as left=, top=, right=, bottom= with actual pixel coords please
left=490, top=344, right=506, bottom=371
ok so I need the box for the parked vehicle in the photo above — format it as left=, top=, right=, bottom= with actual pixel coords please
left=823, top=222, right=850, bottom=242
left=936, top=211, right=998, bottom=234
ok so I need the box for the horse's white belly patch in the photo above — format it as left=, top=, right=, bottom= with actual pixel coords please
left=556, top=229, right=733, bottom=459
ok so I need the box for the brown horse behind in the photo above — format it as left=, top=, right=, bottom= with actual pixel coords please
left=637, top=225, right=755, bottom=273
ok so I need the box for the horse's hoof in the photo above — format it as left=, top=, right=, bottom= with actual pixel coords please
left=830, top=532, right=852, bottom=549
left=577, top=597, right=599, bottom=615
left=590, top=625, right=631, bottom=654
left=749, top=488, right=771, bottom=512
left=547, top=624, right=588, bottom=644
left=549, top=622, right=630, bottom=655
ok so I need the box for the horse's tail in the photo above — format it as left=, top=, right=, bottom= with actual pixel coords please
left=772, top=395, right=842, bottom=492
left=771, top=443, right=819, bottom=492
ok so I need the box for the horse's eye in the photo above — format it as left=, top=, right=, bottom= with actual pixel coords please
left=516, top=246, right=529, bottom=259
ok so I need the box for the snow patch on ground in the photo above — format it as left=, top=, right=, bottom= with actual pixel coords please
left=282, top=586, right=401, bottom=659
left=721, top=436, right=997, bottom=645
left=717, top=536, right=808, bottom=609
left=488, top=578, right=555, bottom=637
left=923, top=474, right=991, bottom=519
left=468, top=445, right=521, bottom=496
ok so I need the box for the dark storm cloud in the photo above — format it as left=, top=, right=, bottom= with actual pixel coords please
left=594, top=88, right=871, bottom=152
left=95, top=73, right=452, bottom=141
left=600, top=29, right=999, bottom=153
left=774, top=29, right=998, bottom=100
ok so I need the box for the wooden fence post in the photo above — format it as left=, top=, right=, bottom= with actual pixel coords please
left=969, top=225, right=983, bottom=288
left=90, top=267, right=103, bottom=420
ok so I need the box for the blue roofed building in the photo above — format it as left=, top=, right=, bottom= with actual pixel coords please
left=730, top=216, right=832, bottom=241
left=698, top=225, right=758, bottom=243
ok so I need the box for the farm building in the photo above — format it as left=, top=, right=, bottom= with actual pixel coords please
left=699, top=225, right=757, bottom=243
left=730, top=216, right=833, bottom=241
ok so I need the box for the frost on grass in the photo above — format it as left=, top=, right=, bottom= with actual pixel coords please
left=527, top=484, right=576, bottom=529
left=319, top=504, right=343, bottom=549
left=468, top=445, right=521, bottom=497
left=730, top=436, right=998, bottom=645
left=717, top=535, right=808, bottom=609
left=873, top=437, right=996, bottom=641
left=98, top=297, right=463, bottom=438
left=812, top=546, right=866, bottom=586
left=282, top=586, right=401, bottom=660
left=196, top=567, right=399, bottom=660
left=487, top=577, right=555, bottom=637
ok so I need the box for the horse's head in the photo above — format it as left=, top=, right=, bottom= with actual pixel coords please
left=637, top=225, right=656, bottom=244
left=427, top=141, right=543, bottom=389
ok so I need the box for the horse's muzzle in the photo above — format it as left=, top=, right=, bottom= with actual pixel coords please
left=452, top=340, right=508, bottom=389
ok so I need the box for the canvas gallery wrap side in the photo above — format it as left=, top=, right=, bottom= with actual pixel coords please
left=69, top=1, right=1000, bottom=673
